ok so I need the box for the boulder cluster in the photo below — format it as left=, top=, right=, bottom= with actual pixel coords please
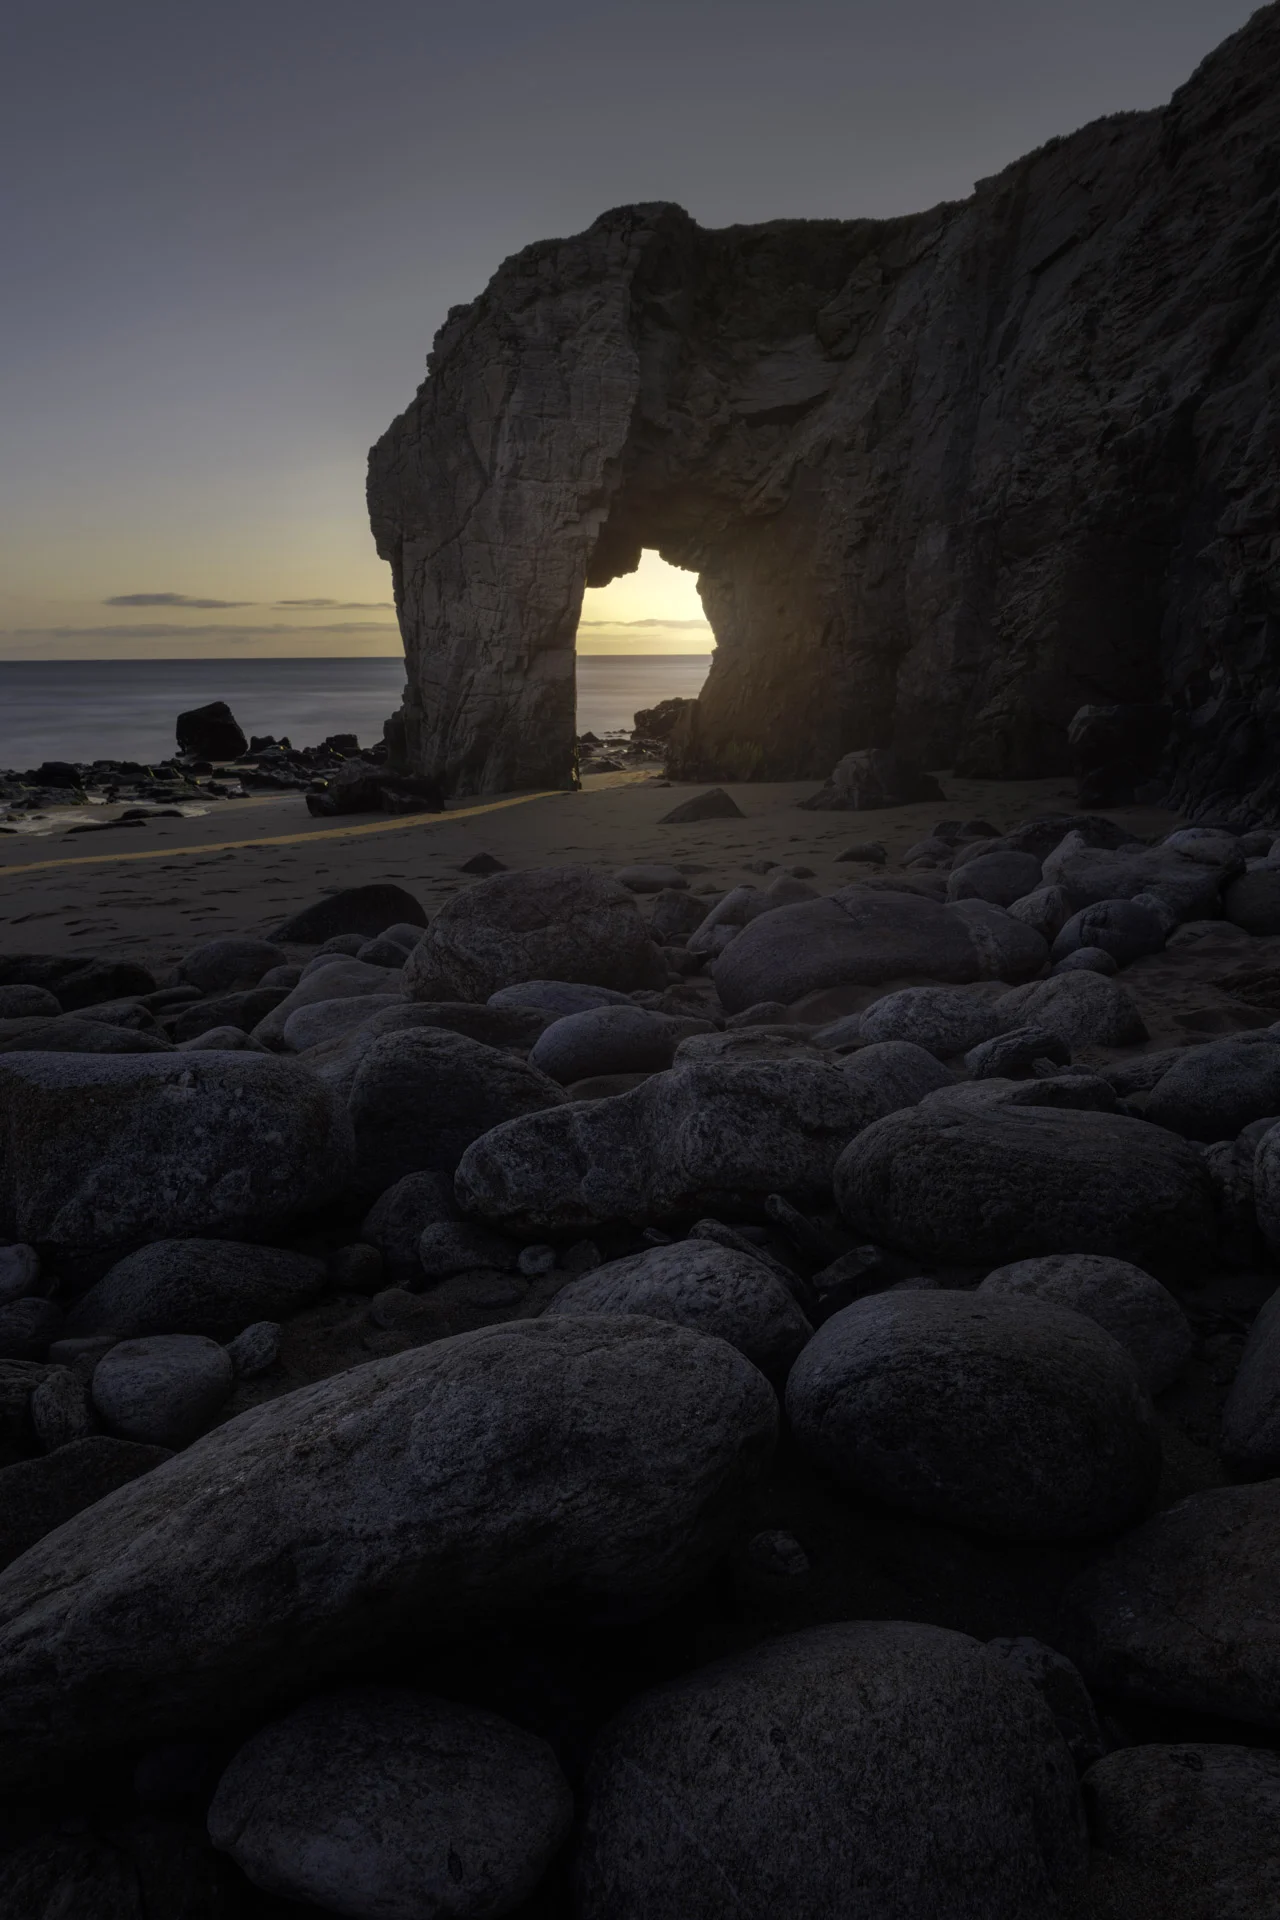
left=3, top=812, right=1280, bottom=1914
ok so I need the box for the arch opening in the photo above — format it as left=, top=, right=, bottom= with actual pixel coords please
left=574, top=549, right=713, bottom=752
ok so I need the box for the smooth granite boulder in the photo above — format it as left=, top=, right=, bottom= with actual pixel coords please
left=1070, top=1481, right=1280, bottom=1726
left=457, top=1057, right=902, bottom=1231
left=64, top=1239, right=326, bottom=1340
left=834, top=1105, right=1216, bottom=1279
left=857, top=985, right=1010, bottom=1058
left=1220, top=1283, right=1280, bottom=1478
left=90, top=1334, right=234, bottom=1448
left=360, top=1171, right=461, bottom=1284
left=178, top=938, right=288, bottom=995
left=993, top=971, right=1148, bottom=1049
left=270, top=884, right=428, bottom=944
left=0, top=1316, right=776, bottom=1781
left=1144, top=1036, right=1280, bottom=1142
left=251, top=959, right=404, bottom=1047
left=0, top=1437, right=171, bottom=1573
left=209, top=1686, right=573, bottom=1919
left=529, top=1005, right=692, bottom=1083
left=545, top=1241, right=811, bottom=1384
left=1223, top=867, right=1280, bottom=936
left=711, top=888, right=1047, bottom=1014
left=1081, top=1742, right=1280, bottom=1920
left=406, top=867, right=668, bottom=1001
left=1041, top=840, right=1233, bottom=922
left=575, top=1621, right=1086, bottom=1920
left=345, top=1029, right=566, bottom=1197
left=0, top=1053, right=352, bottom=1264
left=787, top=1290, right=1160, bottom=1540
left=978, top=1255, right=1193, bottom=1393
left=946, top=850, right=1044, bottom=907
left=1050, top=899, right=1165, bottom=969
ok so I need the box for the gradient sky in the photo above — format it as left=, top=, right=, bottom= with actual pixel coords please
left=0, top=0, right=1258, bottom=660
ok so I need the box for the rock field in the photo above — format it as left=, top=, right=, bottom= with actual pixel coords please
left=3, top=806, right=1280, bottom=1914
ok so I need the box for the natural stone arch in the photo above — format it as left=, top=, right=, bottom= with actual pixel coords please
left=368, top=9, right=1280, bottom=811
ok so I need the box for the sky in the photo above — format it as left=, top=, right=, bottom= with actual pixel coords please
left=0, top=0, right=1259, bottom=661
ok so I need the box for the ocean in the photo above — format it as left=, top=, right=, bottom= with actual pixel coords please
left=0, top=655, right=712, bottom=769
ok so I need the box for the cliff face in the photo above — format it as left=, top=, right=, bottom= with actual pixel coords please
left=368, top=6, right=1280, bottom=815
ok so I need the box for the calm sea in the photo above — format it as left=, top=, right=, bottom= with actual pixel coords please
left=0, top=655, right=712, bottom=768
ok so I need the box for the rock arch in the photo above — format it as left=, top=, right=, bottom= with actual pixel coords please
left=368, top=6, right=1280, bottom=813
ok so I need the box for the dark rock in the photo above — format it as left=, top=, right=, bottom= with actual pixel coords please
left=787, top=1289, right=1159, bottom=1539
left=1042, top=839, right=1232, bottom=923
left=1052, top=945, right=1119, bottom=976
left=457, top=1055, right=915, bottom=1232
left=457, top=851, right=507, bottom=874
left=1081, top=1742, right=1280, bottom=1919
left=545, top=1240, right=812, bottom=1384
left=857, top=985, right=1009, bottom=1058
left=965, top=1026, right=1071, bottom=1078
left=1070, top=1481, right=1280, bottom=1727
left=1051, top=899, right=1166, bottom=969
left=360, top=1171, right=461, bottom=1283
left=345, top=1028, right=566, bottom=1196
left=0, top=1317, right=776, bottom=1779
left=355, top=934, right=415, bottom=967
left=834, top=1104, right=1216, bottom=1279
left=984, top=1637, right=1106, bottom=1772
left=646, top=887, right=711, bottom=945
left=0, top=986, right=60, bottom=1019
left=417, top=1220, right=521, bottom=1280
left=0, top=1244, right=40, bottom=1305
left=711, top=888, right=1047, bottom=1013
left=488, top=979, right=634, bottom=1016
left=575, top=1621, right=1086, bottom=1920
left=1220, top=1282, right=1280, bottom=1478
left=1007, top=884, right=1074, bottom=942
left=305, top=763, right=445, bottom=817
left=657, top=787, right=744, bottom=823
left=0, top=954, right=158, bottom=1011
left=175, top=701, right=246, bottom=759
left=616, top=863, right=687, bottom=892
left=0, top=1298, right=62, bottom=1361
left=270, top=883, right=428, bottom=944
left=224, top=1321, right=280, bottom=1377
left=29, top=1367, right=91, bottom=1452
left=251, top=956, right=403, bottom=1046
left=797, top=748, right=945, bottom=810
left=836, top=840, right=887, bottom=864
left=0, top=1436, right=170, bottom=1571
left=208, top=1686, right=574, bottom=1916
left=1067, top=701, right=1168, bottom=807
left=529, top=1005, right=698, bottom=1083
left=994, top=971, right=1148, bottom=1049
left=1222, top=867, right=1280, bottom=935
left=176, top=937, right=288, bottom=994
left=946, top=850, right=1044, bottom=907
left=406, top=867, right=667, bottom=1001
left=91, top=1335, right=234, bottom=1447
left=65, top=1239, right=326, bottom=1339
left=0, top=1052, right=352, bottom=1264
left=327, top=1242, right=384, bottom=1293
left=633, top=696, right=692, bottom=739
left=978, top=1254, right=1192, bottom=1393
left=1144, top=1035, right=1280, bottom=1141
left=167, top=986, right=288, bottom=1043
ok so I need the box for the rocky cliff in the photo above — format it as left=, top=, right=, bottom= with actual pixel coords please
left=368, top=5, right=1280, bottom=817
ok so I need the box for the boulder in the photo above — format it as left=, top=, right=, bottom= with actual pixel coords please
left=176, top=1025, right=270, bottom=1053
left=1253, top=1122, right=1280, bottom=1258
left=406, top=867, right=668, bottom=1002
left=1041, top=840, right=1231, bottom=923
left=1069, top=1481, right=1280, bottom=1726
left=251, top=958, right=404, bottom=1047
left=418, top=1220, right=520, bottom=1281
left=280, top=993, right=405, bottom=1053
left=575, top=1621, right=1086, bottom=1920
left=646, top=887, right=711, bottom=944
left=345, top=1029, right=566, bottom=1197
left=0, top=1017, right=172, bottom=1056
left=1081, top=1742, right=1280, bottom=1920
left=208, top=1686, right=573, bottom=1918
left=978, top=1255, right=1192, bottom=1393
left=0, top=1244, right=40, bottom=1306
left=544, top=1241, right=811, bottom=1384
left=796, top=748, right=945, bottom=811
left=0, top=1298, right=62, bottom=1360
left=177, top=938, right=288, bottom=995
left=0, top=1317, right=776, bottom=1779
left=946, top=851, right=1044, bottom=907
left=361, top=1171, right=461, bottom=1283
left=687, top=878, right=821, bottom=959
left=270, top=884, right=428, bottom=945
left=0, top=986, right=60, bottom=1019
left=1223, top=867, right=1280, bottom=935
left=787, top=1290, right=1159, bottom=1539
left=225, top=1321, right=281, bottom=1377
left=65, top=1240, right=326, bottom=1340
left=857, top=985, right=1010, bottom=1058
left=1144, top=1036, right=1280, bottom=1141
left=965, top=1026, right=1071, bottom=1078
left=457, top=1056, right=904, bottom=1232
left=0, top=1052, right=352, bottom=1265
left=1053, top=946, right=1118, bottom=976
left=834, top=1104, right=1216, bottom=1279
left=616, top=863, right=687, bottom=893
left=488, top=979, right=634, bottom=1016
left=993, top=971, right=1148, bottom=1049
left=0, top=955, right=157, bottom=1011
left=711, top=888, right=1048, bottom=1014
left=984, top=1637, right=1106, bottom=1771
left=91, top=1334, right=234, bottom=1448
left=168, top=986, right=290, bottom=1043
left=657, top=788, right=743, bottom=823
left=1051, top=899, right=1166, bottom=969
left=529, top=1006, right=699, bottom=1083
left=175, top=701, right=246, bottom=759
left=1007, top=885, right=1073, bottom=942
left=0, top=1437, right=170, bottom=1572
left=1220, top=1283, right=1280, bottom=1478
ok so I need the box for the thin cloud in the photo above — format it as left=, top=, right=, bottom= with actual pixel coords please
left=577, top=617, right=710, bottom=629
left=4, top=621, right=400, bottom=641
left=275, top=597, right=395, bottom=610
left=104, top=592, right=252, bottom=609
